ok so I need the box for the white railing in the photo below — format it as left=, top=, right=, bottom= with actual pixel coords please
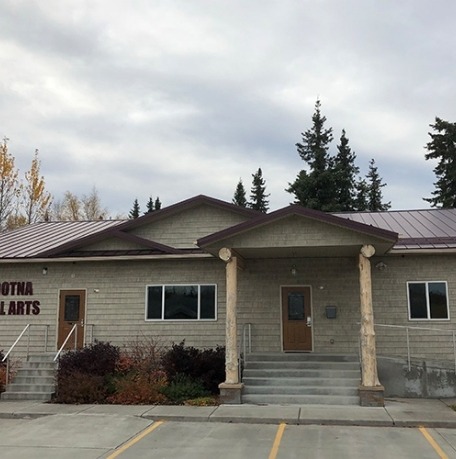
left=238, top=323, right=252, bottom=381
left=2, top=324, right=50, bottom=385
left=54, top=324, right=78, bottom=362
left=373, top=323, right=456, bottom=372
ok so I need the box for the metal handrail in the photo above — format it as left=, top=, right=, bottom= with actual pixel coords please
left=2, top=324, right=51, bottom=386
left=2, top=324, right=31, bottom=362
left=238, top=323, right=252, bottom=381
left=242, top=323, right=252, bottom=357
left=54, top=324, right=78, bottom=362
left=372, top=323, right=456, bottom=372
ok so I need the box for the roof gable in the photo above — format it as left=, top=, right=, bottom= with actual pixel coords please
left=0, top=195, right=260, bottom=259
left=198, top=205, right=398, bottom=257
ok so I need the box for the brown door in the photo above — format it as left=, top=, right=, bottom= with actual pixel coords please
left=58, top=290, right=86, bottom=349
left=282, top=286, right=312, bottom=351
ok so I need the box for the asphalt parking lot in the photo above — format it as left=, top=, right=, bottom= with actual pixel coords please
left=1, top=414, right=455, bottom=458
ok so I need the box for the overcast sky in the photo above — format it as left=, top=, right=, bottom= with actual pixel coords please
left=1, top=1, right=455, bottom=217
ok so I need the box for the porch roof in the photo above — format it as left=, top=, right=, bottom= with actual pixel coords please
left=198, top=205, right=398, bottom=258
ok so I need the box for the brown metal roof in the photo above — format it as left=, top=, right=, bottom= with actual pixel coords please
left=334, top=209, right=456, bottom=250
left=2, top=199, right=456, bottom=260
left=198, top=204, right=398, bottom=249
left=0, top=220, right=124, bottom=258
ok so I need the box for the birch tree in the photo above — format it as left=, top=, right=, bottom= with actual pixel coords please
left=0, top=138, right=20, bottom=230
left=23, top=149, right=52, bottom=224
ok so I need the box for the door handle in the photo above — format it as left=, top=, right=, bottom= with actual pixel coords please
left=306, top=316, right=312, bottom=327
left=80, top=319, right=84, bottom=327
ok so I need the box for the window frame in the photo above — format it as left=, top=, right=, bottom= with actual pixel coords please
left=407, top=281, right=450, bottom=321
left=145, top=283, right=217, bottom=321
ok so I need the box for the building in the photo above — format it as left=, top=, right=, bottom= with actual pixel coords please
left=1, top=195, right=456, bottom=405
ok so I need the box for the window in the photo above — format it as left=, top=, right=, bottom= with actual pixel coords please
left=146, top=284, right=217, bottom=320
left=407, top=281, right=449, bottom=320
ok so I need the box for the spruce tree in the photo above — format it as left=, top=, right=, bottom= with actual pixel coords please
left=129, top=199, right=140, bottom=219
left=354, top=179, right=369, bottom=211
left=154, top=197, right=162, bottom=210
left=424, top=117, right=456, bottom=208
left=232, top=179, right=247, bottom=207
left=333, top=129, right=359, bottom=211
left=287, top=99, right=338, bottom=211
left=366, top=159, right=390, bottom=211
left=144, top=197, right=154, bottom=214
left=249, top=168, right=269, bottom=212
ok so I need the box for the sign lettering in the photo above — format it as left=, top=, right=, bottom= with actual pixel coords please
left=0, top=281, right=41, bottom=315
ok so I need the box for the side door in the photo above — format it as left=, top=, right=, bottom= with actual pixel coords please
left=58, top=290, right=86, bottom=349
left=281, top=286, right=312, bottom=351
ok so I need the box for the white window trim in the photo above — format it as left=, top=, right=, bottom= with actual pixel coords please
left=407, top=281, right=450, bottom=321
left=145, top=283, right=218, bottom=321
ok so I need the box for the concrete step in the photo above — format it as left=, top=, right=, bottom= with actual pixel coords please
left=1, top=353, right=57, bottom=402
left=15, top=368, right=56, bottom=378
left=12, top=375, right=55, bottom=385
left=21, top=361, right=57, bottom=369
left=6, top=383, right=56, bottom=393
left=242, top=394, right=360, bottom=405
left=242, top=385, right=359, bottom=396
left=243, top=368, right=360, bottom=379
left=246, top=361, right=360, bottom=370
left=243, top=377, right=360, bottom=387
left=0, top=391, right=54, bottom=401
left=27, top=353, right=57, bottom=363
left=246, top=353, right=359, bottom=363
left=242, top=353, right=360, bottom=405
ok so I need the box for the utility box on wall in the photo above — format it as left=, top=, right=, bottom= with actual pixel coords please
left=325, top=305, right=337, bottom=319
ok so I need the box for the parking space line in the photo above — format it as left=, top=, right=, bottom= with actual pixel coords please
left=268, top=422, right=286, bottom=459
left=106, top=420, right=165, bottom=459
left=419, top=427, right=448, bottom=459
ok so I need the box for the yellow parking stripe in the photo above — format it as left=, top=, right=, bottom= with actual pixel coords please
left=107, top=420, right=164, bottom=459
left=419, top=426, right=448, bottom=459
left=268, top=422, right=286, bottom=459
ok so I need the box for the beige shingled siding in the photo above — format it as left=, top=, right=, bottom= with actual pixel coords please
left=0, top=258, right=227, bottom=359
left=220, top=215, right=381, bottom=249
left=1, top=253, right=456, bottom=365
left=130, top=205, right=251, bottom=248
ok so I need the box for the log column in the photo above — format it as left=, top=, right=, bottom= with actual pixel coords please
left=218, top=248, right=243, bottom=403
left=358, top=244, right=384, bottom=407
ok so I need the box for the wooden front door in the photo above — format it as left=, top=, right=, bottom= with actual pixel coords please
left=58, top=290, right=86, bottom=349
left=282, top=286, right=312, bottom=351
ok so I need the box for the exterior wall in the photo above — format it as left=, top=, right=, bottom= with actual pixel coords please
left=0, top=258, right=226, bottom=359
left=2, top=252, right=456, bottom=369
left=371, top=254, right=456, bottom=365
left=219, top=216, right=383, bottom=249
left=237, top=253, right=456, bottom=366
left=238, top=257, right=361, bottom=354
left=130, top=205, right=251, bottom=248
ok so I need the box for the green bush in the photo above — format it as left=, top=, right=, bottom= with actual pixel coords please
left=160, top=373, right=209, bottom=404
left=55, top=341, right=119, bottom=403
left=58, top=341, right=119, bottom=378
left=55, top=371, right=107, bottom=404
left=161, top=341, right=225, bottom=394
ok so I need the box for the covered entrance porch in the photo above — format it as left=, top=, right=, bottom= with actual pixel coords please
left=198, top=206, right=398, bottom=406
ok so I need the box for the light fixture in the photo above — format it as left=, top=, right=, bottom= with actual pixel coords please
left=42, top=267, right=48, bottom=275
left=375, top=261, right=387, bottom=271
left=291, top=265, right=297, bottom=276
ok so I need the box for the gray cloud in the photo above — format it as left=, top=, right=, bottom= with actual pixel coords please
left=1, top=0, right=455, bottom=216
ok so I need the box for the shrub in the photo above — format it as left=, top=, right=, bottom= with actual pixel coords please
left=55, top=371, right=107, bottom=404
left=120, top=336, right=164, bottom=375
left=161, top=341, right=225, bottom=394
left=58, top=341, right=119, bottom=378
left=107, top=370, right=168, bottom=405
left=160, top=373, right=209, bottom=404
left=55, top=341, right=119, bottom=403
left=184, top=396, right=219, bottom=406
